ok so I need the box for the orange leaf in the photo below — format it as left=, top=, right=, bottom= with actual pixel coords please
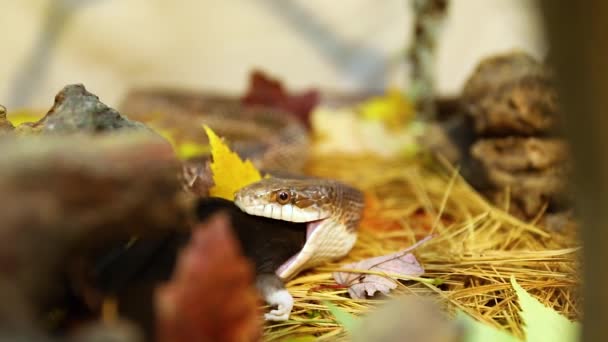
left=155, top=213, right=262, bottom=342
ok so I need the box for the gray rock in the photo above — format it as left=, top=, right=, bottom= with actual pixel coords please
left=39, top=84, right=151, bottom=134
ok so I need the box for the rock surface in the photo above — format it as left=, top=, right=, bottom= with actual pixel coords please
left=470, top=137, right=569, bottom=173
left=462, top=51, right=558, bottom=136
left=460, top=52, right=570, bottom=219
left=473, top=138, right=570, bottom=217
left=37, top=84, right=152, bottom=134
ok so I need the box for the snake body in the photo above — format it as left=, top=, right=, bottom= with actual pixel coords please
left=120, top=89, right=365, bottom=280
left=120, top=89, right=310, bottom=173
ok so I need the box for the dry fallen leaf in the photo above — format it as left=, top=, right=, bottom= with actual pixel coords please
left=204, top=125, right=263, bottom=200
left=240, top=70, right=319, bottom=129
left=155, top=213, right=262, bottom=342
left=333, top=236, right=432, bottom=299
left=358, top=87, right=415, bottom=130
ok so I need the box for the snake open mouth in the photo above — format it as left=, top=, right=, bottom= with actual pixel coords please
left=234, top=199, right=358, bottom=280
left=275, top=219, right=324, bottom=279
left=233, top=198, right=333, bottom=279
left=234, top=178, right=363, bottom=281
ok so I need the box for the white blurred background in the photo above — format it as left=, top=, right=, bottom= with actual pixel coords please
left=0, top=0, right=547, bottom=109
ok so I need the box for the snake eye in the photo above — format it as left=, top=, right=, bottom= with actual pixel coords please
left=277, top=190, right=291, bottom=204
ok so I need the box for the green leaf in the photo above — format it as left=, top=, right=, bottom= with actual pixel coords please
left=510, top=276, right=580, bottom=342
left=323, top=301, right=359, bottom=333
left=456, top=311, right=520, bottom=342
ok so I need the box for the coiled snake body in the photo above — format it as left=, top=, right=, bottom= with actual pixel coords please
left=121, top=89, right=365, bottom=280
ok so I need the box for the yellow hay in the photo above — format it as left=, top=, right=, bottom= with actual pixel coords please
left=263, top=154, right=580, bottom=341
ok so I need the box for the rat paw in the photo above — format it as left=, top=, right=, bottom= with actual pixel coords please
left=263, top=289, right=293, bottom=321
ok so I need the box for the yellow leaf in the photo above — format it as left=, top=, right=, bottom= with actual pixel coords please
left=177, top=141, right=211, bottom=160
left=7, top=109, right=45, bottom=125
left=359, top=88, right=414, bottom=129
left=204, top=125, right=262, bottom=200
left=156, top=128, right=211, bottom=160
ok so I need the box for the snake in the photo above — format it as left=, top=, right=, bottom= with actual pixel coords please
left=120, top=88, right=365, bottom=281
left=234, top=177, right=364, bottom=280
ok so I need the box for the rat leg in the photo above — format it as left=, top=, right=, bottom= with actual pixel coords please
left=255, top=273, right=293, bottom=321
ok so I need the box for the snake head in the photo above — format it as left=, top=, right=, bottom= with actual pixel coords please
left=234, top=177, right=363, bottom=280
left=234, top=178, right=334, bottom=223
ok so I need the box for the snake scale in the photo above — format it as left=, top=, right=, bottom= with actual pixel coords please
left=120, top=89, right=364, bottom=319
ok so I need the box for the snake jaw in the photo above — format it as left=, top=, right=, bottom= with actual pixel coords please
left=306, top=220, right=323, bottom=239
left=274, top=219, right=323, bottom=278
left=236, top=203, right=329, bottom=223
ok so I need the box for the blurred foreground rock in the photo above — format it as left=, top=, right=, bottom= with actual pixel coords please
left=352, top=296, right=461, bottom=342
left=68, top=320, right=144, bottom=342
left=0, top=83, right=194, bottom=339
left=0, top=134, right=190, bottom=328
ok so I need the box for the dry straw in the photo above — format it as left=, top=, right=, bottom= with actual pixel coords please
left=263, top=154, right=580, bottom=341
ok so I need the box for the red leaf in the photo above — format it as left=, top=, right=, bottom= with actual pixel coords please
left=155, top=214, right=262, bottom=342
left=241, top=70, right=319, bottom=129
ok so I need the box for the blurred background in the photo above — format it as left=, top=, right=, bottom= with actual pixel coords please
left=1, top=0, right=546, bottom=109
